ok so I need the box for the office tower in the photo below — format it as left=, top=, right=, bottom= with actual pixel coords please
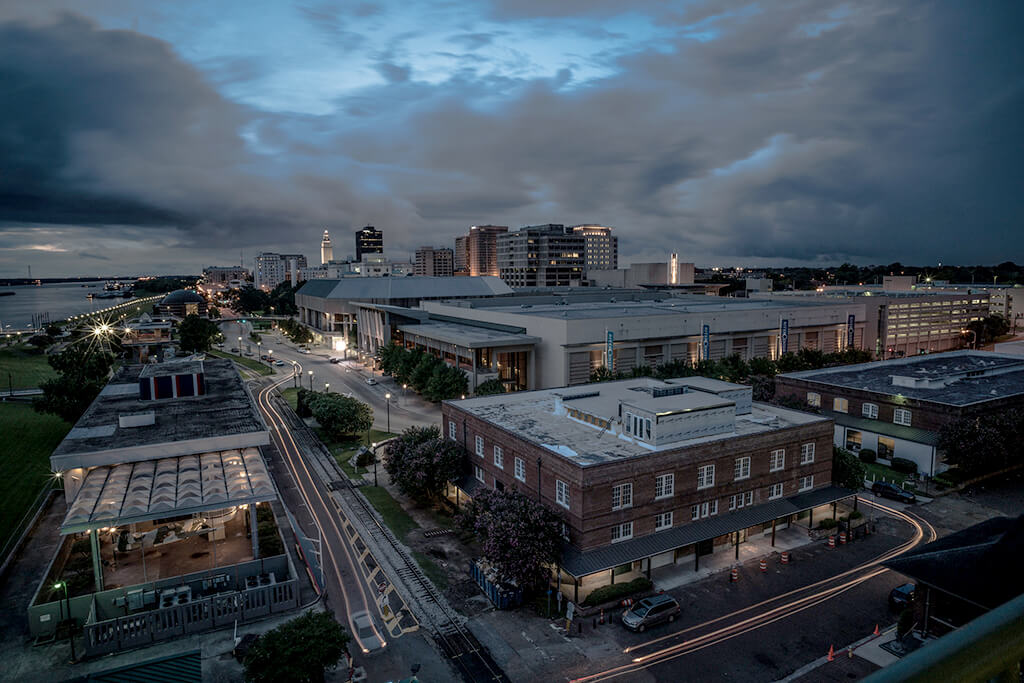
left=497, top=224, right=585, bottom=287
left=320, top=230, right=333, bottom=265
left=455, top=225, right=508, bottom=277
left=355, top=226, right=383, bottom=261
left=414, top=246, right=455, bottom=277
left=571, top=225, right=618, bottom=272
left=254, top=252, right=307, bottom=290
left=454, top=236, right=469, bottom=274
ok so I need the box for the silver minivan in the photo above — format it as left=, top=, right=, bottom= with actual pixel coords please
left=621, top=594, right=681, bottom=632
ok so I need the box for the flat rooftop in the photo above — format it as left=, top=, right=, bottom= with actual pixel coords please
left=53, top=358, right=268, bottom=462
left=399, top=321, right=539, bottom=348
left=450, top=377, right=827, bottom=467
left=779, top=351, right=1024, bottom=406
left=439, top=293, right=840, bottom=320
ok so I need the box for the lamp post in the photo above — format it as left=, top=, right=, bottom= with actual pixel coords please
left=402, top=383, right=407, bottom=397
left=291, top=361, right=298, bottom=388
left=268, top=349, right=273, bottom=366
left=53, top=580, right=76, bottom=661
left=384, top=393, right=391, bottom=433
left=372, top=441, right=378, bottom=486
left=962, top=328, right=977, bottom=350
left=237, top=336, right=242, bottom=355
left=325, top=382, right=330, bottom=393
left=308, top=370, right=313, bottom=391
left=257, top=340, right=262, bottom=360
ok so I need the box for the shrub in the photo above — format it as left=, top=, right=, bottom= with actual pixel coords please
left=582, top=577, right=653, bottom=607
left=355, top=447, right=375, bottom=467
left=819, top=518, right=838, bottom=530
left=849, top=510, right=863, bottom=520
left=296, top=388, right=312, bottom=418
left=858, top=448, right=877, bottom=464
left=891, top=457, right=918, bottom=474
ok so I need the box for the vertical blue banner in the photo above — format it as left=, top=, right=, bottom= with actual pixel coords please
left=847, top=314, right=855, bottom=348
left=780, top=319, right=789, bottom=354
left=606, top=330, right=614, bottom=370
left=701, top=324, right=710, bottom=361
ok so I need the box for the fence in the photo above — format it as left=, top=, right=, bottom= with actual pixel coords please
left=0, top=483, right=57, bottom=577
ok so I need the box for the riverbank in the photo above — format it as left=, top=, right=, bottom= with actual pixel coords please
left=0, top=345, right=56, bottom=391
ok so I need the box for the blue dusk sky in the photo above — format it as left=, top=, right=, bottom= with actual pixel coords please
left=0, top=1, right=1021, bottom=277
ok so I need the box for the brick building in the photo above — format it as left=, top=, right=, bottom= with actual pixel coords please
left=442, top=376, right=852, bottom=601
left=774, top=350, right=1024, bottom=476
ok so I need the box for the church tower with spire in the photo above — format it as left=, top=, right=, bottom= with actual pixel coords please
left=320, top=229, right=333, bottom=265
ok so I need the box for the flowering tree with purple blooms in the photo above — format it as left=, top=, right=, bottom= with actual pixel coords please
left=457, top=488, right=563, bottom=590
left=384, top=426, right=463, bottom=502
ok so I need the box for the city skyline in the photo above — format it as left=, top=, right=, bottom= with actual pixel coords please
left=1, top=1, right=1022, bottom=278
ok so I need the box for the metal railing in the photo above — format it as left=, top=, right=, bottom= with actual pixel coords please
left=863, top=591, right=1024, bottom=683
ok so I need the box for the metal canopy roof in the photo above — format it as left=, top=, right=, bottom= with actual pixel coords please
left=61, top=448, right=275, bottom=534
left=560, top=485, right=855, bottom=577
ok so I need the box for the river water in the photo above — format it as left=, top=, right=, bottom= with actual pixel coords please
left=0, top=282, right=141, bottom=332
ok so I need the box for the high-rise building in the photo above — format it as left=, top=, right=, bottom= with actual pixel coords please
left=355, top=226, right=383, bottom=261
left=414, top=246, right=454, bottom=277
left=571, top=224, right=618, bottom=272
left=465, top=225, right=508, bottom=277
left=202, top=266, right=250, bottom=284
left=497, top=224, right=585, bottom=288
left=254, top=252, right=307, bottom=290
left=454, top=236, right=469, bottom=275
left=320, top=230, right=333, bottom=265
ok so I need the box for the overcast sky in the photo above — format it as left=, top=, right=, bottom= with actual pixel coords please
left=0, top=1, right=1021, bottom=277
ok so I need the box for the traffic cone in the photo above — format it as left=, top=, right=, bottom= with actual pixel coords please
left=827, top=645, right=834, bottom=662
left=873, top=624, right=880, bottom=636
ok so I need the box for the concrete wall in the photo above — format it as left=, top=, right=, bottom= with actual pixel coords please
left=832, top=425, right=940, bottom=475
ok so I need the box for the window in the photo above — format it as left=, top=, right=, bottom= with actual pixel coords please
left=555, top=480, right=570, bottom=509
left=800, top=443, right=815, bottom=464
left=730, top=491, right=755, bottom=510
left=611, top=521, right=633, bottom=543
left=734, top=457, right=751, bottom=481
left=862, top=403, right=879, bottom=419
left=448, top=420, right=457, bottom=440
left=655, top=473, right=674, bottom=499
left=894, top=408, right=912, bottom=426
left=474, top=465, right=485, bottom=483
left=799, top=475, right=814, bottom=492
left=769, top=449, right=785, bottom=472
left=878, top=437, right=895, bottom=459
left=514, top=457, right=526, bottom=482
left=833, top=397, right=849, bottom=413
left=697, top=464, right=715, bottom=490
left=692, top=501, right=717, bottom=520
left=807, top=392, right=821, bottom=407
left=493, top=446, right=503, bottom=469
left=845, top=429, right=862, bottom=451
left=655, top=511, right=673, bottom=531
left=475, top=435, right=484, bottom=457
left=611, top=483, right=633, bottom=510
left=769, top=483, right=784, bottom=499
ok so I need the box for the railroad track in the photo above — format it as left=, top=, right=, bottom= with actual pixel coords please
left=265, top=379, right=509, bottom=683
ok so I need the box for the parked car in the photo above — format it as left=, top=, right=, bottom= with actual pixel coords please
left=365, top=377, right=378, bottom=385
left=300, top=348, right=311, bottom=354
left=889, top=583, right=916, bottom=611
left=350, top=610, right=386, bottom=654
left=872, top=481, right=917, bottom=504
left=621, top=594, right=681, bottom=633
left=273, top=360, right=285, bottom=366
left=329, top=357, right=342, bottom=364
left=260, top=354, right=269, bottom=361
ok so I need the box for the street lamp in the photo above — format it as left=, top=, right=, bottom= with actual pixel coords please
left=268, top=349, right=274, bottom=365
left=961, top=328, right=977, bottom=350
left=53, top=580, right=76, bottom=661
left=325, top=382, right=330, bottom=393
left=384, top=392, right=391, bottom=433
left=237, top=336, right=242, bottom=355
left=257, top=340, right=262, bottom=359
left=372, top=441, right=378, bottom=486
left=308, top=370, right=313, bottom=390
left=402, top=383, right=407, bottom=397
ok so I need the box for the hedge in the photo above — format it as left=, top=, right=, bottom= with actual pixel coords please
left=819, top=518, right=839, bottom=530
left=582, top=577, right=652, bottom=607
left=891, top=457, right=918, bottom=474
left=858, top=448, right=877, bottom=464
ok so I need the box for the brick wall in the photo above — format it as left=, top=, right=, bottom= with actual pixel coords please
left=443, top=403, right=834, bottom=552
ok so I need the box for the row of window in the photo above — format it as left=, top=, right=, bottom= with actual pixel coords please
left=609, top=476, right=815, bottom=543
left=808, top=394, right=912, bottom=426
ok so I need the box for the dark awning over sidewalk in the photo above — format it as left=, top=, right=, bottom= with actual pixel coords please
left=560, top=485, right=856, bottom=577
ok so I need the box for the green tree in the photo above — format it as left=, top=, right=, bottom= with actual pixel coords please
left=938, top=411, right=1021, bottom=476
left=308, top=393, right=373, bottom=441
left=27, top=334, right=54, bottom=349
left=268, top=281, right=300, bottom=315
left=243, top=610, right=350, bottom=683
left=832, top=447, right=867, bottom=490
left=231, top=285, right=271, bottom=314
left=207, top=306, right=221, bottom=320
left=474, top=378, right=507, bottom=396
left=424, top=364, right=468, bottom=402
left=383, top=427, right=463, bottom=502
left=45, top=324, right=63, bottom=337
left=35, top=345, right=115, bottom=422
left=177, top=313, right=221, bottom=353
left=410, top=354, right=440, bottom=392
left=457, top=488, right=563, bottom=590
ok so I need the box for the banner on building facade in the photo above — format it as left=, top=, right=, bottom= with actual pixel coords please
left=701, top=323, right=710, bottom=361
left=606, top=330, right=614, bottom=371
left=780, top=318, right=789, bottom=355
left=847, top=314, right=856, bottom=349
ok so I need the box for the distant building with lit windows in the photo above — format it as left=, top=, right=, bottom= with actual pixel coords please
left=497, top=224, right=585, bottom=287
left=571, top=224, right=618, bottom=272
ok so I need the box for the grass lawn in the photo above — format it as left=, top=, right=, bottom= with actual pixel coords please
left=208, top=349, right=274, bottom=376
left=412, top=550, right=450, bottom=590
left=321, top=429, right=396, bottom=479
left=863, top=461, right=919, bottom=492
left=0, top=403, right=71, bottom=553
left=280, top=387, right=299, bottom=411
left=360, top=484, right=449, bottom=590
left=0, top=344, right=57, bottom=390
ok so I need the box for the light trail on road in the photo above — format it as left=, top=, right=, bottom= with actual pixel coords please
left=571, top=497, right=937, bottom=682
left=256, top=369, right=388, bottom=654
